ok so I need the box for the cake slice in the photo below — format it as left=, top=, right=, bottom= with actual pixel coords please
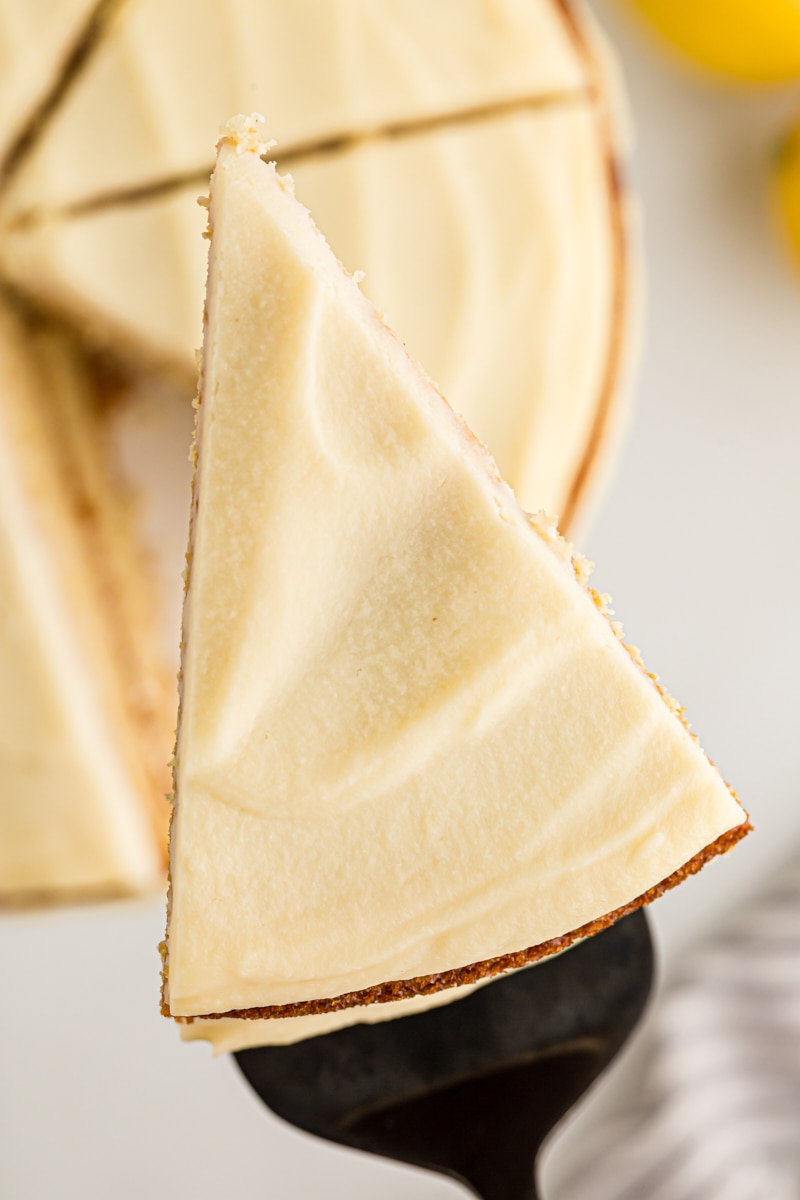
left=164, top=115, right=747, bottom=1023
left=0, top=299, right=169, bottom=902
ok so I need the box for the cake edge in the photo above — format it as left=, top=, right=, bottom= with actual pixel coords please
left=164, top=815, right=750, bottom=1021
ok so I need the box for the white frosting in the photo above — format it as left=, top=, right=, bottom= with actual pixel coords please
left=0, top=0, right=96, bottom=161
left=165, top=135, right=745, bottom=1018
left=0, top=0, right=630, bottom=530
left=3, top=0, right=589, bottom=215
left=289, top=102, right=617, bottom=520
left=0, top=100, right=620, bottom=522
left=0, top=303, right=163, bottom=899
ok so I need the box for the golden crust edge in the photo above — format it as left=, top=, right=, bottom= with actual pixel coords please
left=554, top=0, right=636, bottom=536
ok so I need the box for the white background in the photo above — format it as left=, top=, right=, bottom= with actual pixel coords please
left=2, top=2, right=800, bottom=1196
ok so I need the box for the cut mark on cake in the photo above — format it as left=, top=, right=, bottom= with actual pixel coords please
left=0, top=0, right=130, bottom=190
left=4, top=86, right=595, bottom=230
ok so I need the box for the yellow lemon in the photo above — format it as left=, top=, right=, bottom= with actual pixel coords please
left=773, top=120, right=800, bottom=267
left=624, top=0, right=800, bottom=82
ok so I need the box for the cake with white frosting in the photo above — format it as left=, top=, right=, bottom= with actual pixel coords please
left=163, top=116, right=747, bottom=1028
left=0, top=0, right=633, bottom=531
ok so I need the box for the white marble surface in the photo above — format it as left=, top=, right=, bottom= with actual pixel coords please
left=3, top=3, right=800, bottom=1196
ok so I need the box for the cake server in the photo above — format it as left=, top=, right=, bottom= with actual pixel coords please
left=235, top=909, right=653, bottom=1199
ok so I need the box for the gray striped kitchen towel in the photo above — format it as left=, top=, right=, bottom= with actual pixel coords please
left=561, top=855, right=800, bottom=1199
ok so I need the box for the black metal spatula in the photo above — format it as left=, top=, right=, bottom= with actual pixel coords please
left=235, top=910, right=653, bottom=1199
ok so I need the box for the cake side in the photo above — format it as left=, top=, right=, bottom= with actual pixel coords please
left=175, top=820, right=747, bottom=1022
left=0, top=298, right=164, bottom=901
left=181, top=975, right=487, bottom=1052
left=30, top=323, right=174, bottom=861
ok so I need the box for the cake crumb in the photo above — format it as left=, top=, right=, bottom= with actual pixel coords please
left=218, top=113, right=276, bottom=158
left=571, top=552, right=594, bottom=586
left=527, top=510, right=595, bottom=589
left=625, top=643, right=645, bottom=669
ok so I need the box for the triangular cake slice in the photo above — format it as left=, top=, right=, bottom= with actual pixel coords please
left=0, top=299, right=168, bottom=902
left=164, top=115, right=748, bottom=1022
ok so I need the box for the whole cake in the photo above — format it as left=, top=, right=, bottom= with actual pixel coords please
left=0, top=0, right=635, bottom=912
left=0, top=0, right=634, bottom=530
left=162, top=116, right=748, bottom=1027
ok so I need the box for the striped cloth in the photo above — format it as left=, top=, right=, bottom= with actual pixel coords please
left=562, top=858, right=800, bottom=1200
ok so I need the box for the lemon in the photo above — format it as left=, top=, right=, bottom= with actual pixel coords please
left=623, top=0, right=800, bottom=83
left=773, top=120, right=800, bottom=267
